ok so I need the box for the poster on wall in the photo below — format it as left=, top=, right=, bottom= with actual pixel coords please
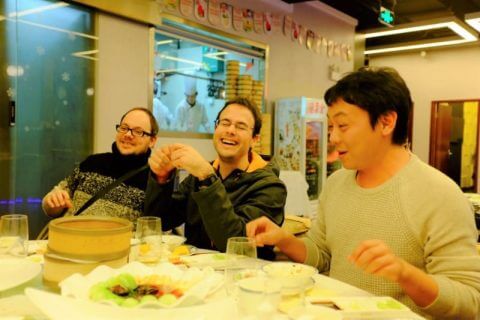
left=347, top=45, right=353, bottom=61
left=242, top=9, right=254, bottom=32
left=283, top=15, right=292, bottom=36
left=220, top=3, right=232, bottom=29
left=327, top=39, right=334, bottom=57
left=334, top=42, right=341, bottom=57
left=253, top=11, right=263, bottom=34
left=233, top=7, right=243, bottom=31
left=264, top=12, right=273, bottom=34
left=341, top=43, right=347, bottom=60
left=163, top=0, right=179, bottom=12
left=179, top=0, right=194, bottom=17
left=208, top=0, right=221, bottom=25
left=194, top=0, right=207, bottom=21
left=322, top=37, right=328, bottom=55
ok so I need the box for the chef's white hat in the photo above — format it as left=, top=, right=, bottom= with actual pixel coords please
left=184, top=77, right=197, bottom=95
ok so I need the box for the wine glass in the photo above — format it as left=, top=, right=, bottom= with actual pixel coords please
left=0, top=214, right=29, bottom=257
left=224, top=236, right=257, bottom=296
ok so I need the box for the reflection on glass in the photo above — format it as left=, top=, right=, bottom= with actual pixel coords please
left=153, top=30, right=265, bottom=134
left=0, top=0, right=95, bottom=238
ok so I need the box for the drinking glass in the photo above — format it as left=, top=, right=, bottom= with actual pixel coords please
left=224, top=236, right=258, bottom=296
left=134, top=216, right=163, bottom=264
left=0, top=214, right=29, bottom=257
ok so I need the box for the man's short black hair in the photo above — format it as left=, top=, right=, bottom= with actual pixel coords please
left=324, top=66, right=413, bottom=145
left=215, top=97, right=262, bottom=137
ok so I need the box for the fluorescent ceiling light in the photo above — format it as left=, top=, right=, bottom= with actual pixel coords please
left=156, top=40, right=173, bottom=45
left=159, top=54, right=204, bottom=67
left=8, top=2, right=69, bottom=18
left=466, top=12, right=480, bottom=32
left=365, top=17, right=477, bottom=55
left=204, top=51, right=228, bottom=57
left=15, top=18, right=98, bottom=40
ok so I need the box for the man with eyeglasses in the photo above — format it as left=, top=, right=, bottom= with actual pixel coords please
left=145, top=98, right=286, bottom=260
left=42, top=107, right=158, bottom=223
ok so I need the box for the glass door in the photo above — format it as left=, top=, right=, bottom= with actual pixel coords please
left=0, top=0, right=95, bottom=238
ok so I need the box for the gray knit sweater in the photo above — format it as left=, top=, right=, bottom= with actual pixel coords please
left=303, top=154, right=480, bottom=319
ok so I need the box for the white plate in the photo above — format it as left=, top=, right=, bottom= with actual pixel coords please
left=0, top=259, right=41, bottom=291
left=26, top=288, right=236, bottom=320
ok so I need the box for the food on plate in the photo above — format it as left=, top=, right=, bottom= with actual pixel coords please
left=89, top=273, right=191, bottom=307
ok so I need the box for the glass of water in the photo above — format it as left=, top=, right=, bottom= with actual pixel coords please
left=0, top=214, right=29, bottom=257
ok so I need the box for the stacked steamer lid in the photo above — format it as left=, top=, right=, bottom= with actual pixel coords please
left=252, top=80, right=264, bottom=110
left=225, top=60, right=240, bottom=101
left=237, top=74, right=253, bottom=99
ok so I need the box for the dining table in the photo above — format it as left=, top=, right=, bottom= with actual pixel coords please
left=0, top=240, right=427, bottom=320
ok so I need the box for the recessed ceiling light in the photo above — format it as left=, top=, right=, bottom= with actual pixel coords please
left=465, top=12, right=480, bottom=33
left=365, top=17, right=478, bottom=55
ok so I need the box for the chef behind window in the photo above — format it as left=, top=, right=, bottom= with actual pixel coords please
left=175, top=77, right=210, bottom=132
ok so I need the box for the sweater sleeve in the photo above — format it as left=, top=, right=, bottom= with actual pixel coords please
left=143, top=172, right=188, bottom=231
left=191, top=174, right=286, bottom=253
left=409, top=182, right=480, bottom=318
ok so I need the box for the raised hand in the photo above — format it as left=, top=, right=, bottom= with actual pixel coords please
left=148, top=145, right=176, bottom=183
left=169, top=144, right=214, bottom=180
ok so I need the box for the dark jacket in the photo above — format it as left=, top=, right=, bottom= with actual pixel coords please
left=144, top=152, right=286, bottom=260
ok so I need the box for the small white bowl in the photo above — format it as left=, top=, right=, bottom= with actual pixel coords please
left=237, top=276, right=281, bottom=317
left=162, top=235, right=186, bottom=250
left=262, top=262, right=318, bottom=290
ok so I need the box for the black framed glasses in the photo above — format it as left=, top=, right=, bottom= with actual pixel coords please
left=214, top=119, right=253, bottom=133
left=115, top=124, right=153, bottom=137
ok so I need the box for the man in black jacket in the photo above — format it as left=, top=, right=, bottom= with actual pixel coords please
left=145, top=98, right=286, bottom=260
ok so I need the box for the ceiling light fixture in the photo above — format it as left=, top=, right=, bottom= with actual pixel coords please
left=156, top=40, right=174, bottom=46
left=365, top=17, right=477, bottom=55
left=8, top=2, right=69, bottom=18
left=465, top=12, right=480, bottom=32
left=72, top=49, right=98, bottom=61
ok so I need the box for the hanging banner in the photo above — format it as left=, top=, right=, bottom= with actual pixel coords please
left=242, top=9, right=254, bottom=32
left=264, top=12, right=273, bottom=34
left=297, top=24, right=304, bottom=45
left=306, top=30, right=315, bottom=50
left=253, top=11, right=263, bottom=34
left=233, top=7, right=243, bottom=31
left=220, top=3, right=232, bottom=29
left=208, top=0, right=221, bottom=26
left=283, top=15, right=292, bottom=36
left=179, top=0, right=194, bottom=17
left=194, top=0, right=207, bottom=21
left=272, top=14, right=281, bottom=34
left=291, top=21, right=299, bottom=41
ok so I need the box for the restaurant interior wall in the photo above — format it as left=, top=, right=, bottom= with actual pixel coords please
left=370, top=45, right=480, bottom=191
left=93, top=1, right=357, bottom=163
left=94, top=13, right=150, bottom=153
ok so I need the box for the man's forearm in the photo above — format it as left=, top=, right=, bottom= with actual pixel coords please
left=398, top=262, right=439, bottom=307
left=277, top=234, right=308, bottom=263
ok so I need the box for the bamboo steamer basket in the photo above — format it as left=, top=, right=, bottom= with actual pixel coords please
left=43, top=216, right=132, bottom=289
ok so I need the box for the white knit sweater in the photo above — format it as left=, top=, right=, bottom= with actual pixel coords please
left=303, top=154, right=480, bottom=319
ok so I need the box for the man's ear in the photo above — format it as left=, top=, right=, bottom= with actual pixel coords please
left=378, top=111, right=397, bottom=136
left=149, top=136, right=158, bottom=149
left=251, top=134, right=260, bottom=148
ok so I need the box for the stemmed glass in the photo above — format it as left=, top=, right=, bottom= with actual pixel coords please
left=0, top=214, right=29, bottom=257
left=224, top=236, right=257, bottom=296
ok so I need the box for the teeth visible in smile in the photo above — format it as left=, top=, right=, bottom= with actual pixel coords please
left=221, top=139, right=236, bottom=145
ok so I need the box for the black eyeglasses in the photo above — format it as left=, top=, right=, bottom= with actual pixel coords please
left=214, top=119, right=253, bottom=133
left=115, top=124, right=153, bottom=137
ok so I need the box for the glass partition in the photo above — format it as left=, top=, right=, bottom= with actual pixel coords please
left=153, top=19, right=267, bottom=135
left=0, top=0, right=95, bottom=238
